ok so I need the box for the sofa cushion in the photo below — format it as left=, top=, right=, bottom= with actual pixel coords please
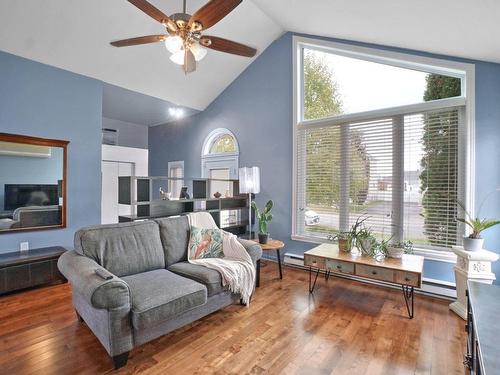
left=122, top=269, right=207, bottom=330
left=168, top=262, right=227, bottom=297
left=154, top=216, right=190, bottom=266
left=188, top=226, right=224, bottom=260
left=74, top=221, right=165, bottom=277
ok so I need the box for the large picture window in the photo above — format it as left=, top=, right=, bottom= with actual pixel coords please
left=293, top=37, right=474, bottom=255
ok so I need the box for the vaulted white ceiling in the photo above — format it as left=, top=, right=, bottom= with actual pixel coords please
left=253, top=0, right=500, bottom=65
left=0, top=0, right=282, bottom=111
left=1, top=0, right=500, bottom=111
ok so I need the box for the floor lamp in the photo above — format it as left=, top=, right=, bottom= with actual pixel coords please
left=239, top=167, right=260, bottom=239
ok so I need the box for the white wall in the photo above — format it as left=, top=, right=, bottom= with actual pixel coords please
left=101, top=145, right=148, bottom=223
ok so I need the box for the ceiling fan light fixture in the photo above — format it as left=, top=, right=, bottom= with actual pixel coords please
left=164, top=35, right=183, bottom=53
left=190, top=43, right=208, bottom=62
left=170, top=50, right=185, bottom=65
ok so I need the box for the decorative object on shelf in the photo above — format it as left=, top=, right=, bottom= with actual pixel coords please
left=159, top=187, right=171, bottom=200
left=239, top=167, right=260, bottom=238
left=449, top=246, right=499, bottom=319
left=457, top=199, right=500, bottom=252
left=213, top=191, right=222, bottom=198
left=118, top=176, right=249, bottom=235
left=386, top=240, right=413, bottom=259
left=251, top=200, right=273, bottom=244
left=110, top=0, right=257, bottom=74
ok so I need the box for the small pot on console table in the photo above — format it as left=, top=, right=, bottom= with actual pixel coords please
left=449, top=246, right=499, bottom=320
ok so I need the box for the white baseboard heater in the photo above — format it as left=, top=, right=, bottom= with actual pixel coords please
left=283, top=252, right=456, bottom=300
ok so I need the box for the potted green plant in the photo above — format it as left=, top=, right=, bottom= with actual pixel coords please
left=251, top=200, right=273, bottom=244
left=356, top=228, right=377, bottom=257
left=457, top=200, right=500, bottom=252
left=387, top=240, right=413, bottom=259
left=328, top=216, right=367, bottom=253
left=329, top=231, right=353, bottom=253
left=374, top=237, right=391, bottom=258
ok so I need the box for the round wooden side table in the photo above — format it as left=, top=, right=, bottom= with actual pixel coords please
left=252, top=239, right=285, bottom=287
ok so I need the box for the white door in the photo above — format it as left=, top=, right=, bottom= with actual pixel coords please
left=209, top=168, right=232, bottom=197
left=101, top=161, right=134, bottom=224
left=168, top=161, right=184, bottom=199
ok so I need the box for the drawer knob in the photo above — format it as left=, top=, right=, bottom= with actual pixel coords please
left=405, top=277, right=410, bottom=282
left=372, top=271, right=377, bottom=275
left=336, top=265, right=342, bottom=269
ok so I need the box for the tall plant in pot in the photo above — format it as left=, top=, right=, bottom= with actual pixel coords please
left=457, top=200, right=500, bottom=252
left=328, top=216, right=367, bottom=253
left=356, top=228, right=378, bottom=257
left=251, top=200, right=273, bottom=244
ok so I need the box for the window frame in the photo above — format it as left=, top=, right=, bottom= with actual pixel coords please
left=201, top=128, right=240, bottom=179
left=292, top=36, right=476, bottom=262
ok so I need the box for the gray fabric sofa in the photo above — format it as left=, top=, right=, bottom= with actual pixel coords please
left=57, top=216, right=262, bottom=369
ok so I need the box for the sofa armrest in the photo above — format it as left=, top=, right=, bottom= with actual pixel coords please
left=237, top=239, right=262, bottom=265
left=58, top=250, right=130, bottom=310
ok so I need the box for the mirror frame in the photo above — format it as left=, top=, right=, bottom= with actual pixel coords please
left=0, top=132, right=69, bottom=233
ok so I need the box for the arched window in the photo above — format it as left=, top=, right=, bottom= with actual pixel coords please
left=201, top=128, right=239, bottom=183
left=202, top=128, right=239, bottom=157
left=209, top=134, right=237, bottom=154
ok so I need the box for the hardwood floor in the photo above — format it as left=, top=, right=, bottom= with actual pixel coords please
left=0, top=261, right=466, bottom=375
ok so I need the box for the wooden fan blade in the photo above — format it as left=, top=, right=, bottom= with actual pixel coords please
left=200, top=36, right=256, bottom=57
left=110, top=35, right=166, bottom=47
left=188, top=0, right=242, bottom=30
left=128, top=0, right=177, bottom=32
left=184, top=49, right=196, bottom=74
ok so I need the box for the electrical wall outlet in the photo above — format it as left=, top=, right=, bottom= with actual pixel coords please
left=20, top=242, right=29, bottom=253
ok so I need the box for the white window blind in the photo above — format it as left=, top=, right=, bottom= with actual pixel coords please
left=295, top=107, right=463, bottom=251
left=404, top=109, right=461, bottom=249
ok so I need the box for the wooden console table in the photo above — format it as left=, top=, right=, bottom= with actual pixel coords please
left=304, top=243, right=424, bottom=318
left=0, top=246, right=67, bottom=295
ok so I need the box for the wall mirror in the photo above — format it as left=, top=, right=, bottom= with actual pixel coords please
left=0, top=133, right=69, bottom=233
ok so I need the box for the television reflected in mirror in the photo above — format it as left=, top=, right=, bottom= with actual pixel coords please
left=0, top=133, right=69, bottom=233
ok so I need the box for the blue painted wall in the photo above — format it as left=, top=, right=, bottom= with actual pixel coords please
left=0, top=50, right=102, bottom=253
left=0, top=147, right=63, bottom=209
left=149, top=32, right=500, bottom=283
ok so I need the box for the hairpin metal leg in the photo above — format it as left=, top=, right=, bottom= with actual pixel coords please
left=309, top=266, right=320, bottom=293
left=402, top=285, right=414, bottom=319
left=325, top=269, right=331, bottom=281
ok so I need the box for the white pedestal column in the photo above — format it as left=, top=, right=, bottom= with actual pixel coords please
left=449, top=246, right=499, bottom=320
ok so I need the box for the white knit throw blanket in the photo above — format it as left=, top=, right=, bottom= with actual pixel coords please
left=187, top=212, right=255, bottom=305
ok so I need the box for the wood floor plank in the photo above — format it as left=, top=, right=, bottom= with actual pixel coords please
left=0, top=261, right=467, bottom=375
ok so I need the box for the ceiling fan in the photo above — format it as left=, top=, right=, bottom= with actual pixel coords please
left=110, top=0, right=257, bottom=74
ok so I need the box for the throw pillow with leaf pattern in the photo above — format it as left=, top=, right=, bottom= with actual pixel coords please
left=188, top=226, right=224, bottom=260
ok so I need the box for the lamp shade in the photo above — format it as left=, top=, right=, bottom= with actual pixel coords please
left=239, top=167, right=260, bottom=194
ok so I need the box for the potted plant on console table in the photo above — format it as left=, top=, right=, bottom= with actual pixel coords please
left=457, top=200, right=500, bottom=252
left=251, top=200, right=273, bottom=244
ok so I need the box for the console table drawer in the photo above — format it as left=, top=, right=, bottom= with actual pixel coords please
left=395, top=271, right=420, bottom=287
left=304, top=254, right=325, bottom=269
left=326, top=259, right=354, bottom=274
left=356, top=264, right=394, bottom=283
